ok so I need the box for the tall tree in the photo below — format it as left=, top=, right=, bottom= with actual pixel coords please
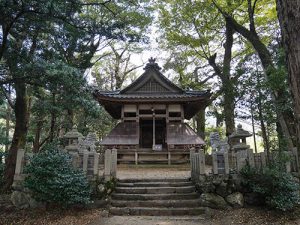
left=212, top=0, right=295, bottom=149
left=276, top=0, right=300, bottom=153
left=157, top=1, right=242, bottom=136
left=0, top=0, right=152, bottom=191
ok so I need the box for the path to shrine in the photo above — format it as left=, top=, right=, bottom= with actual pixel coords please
left=91, top=165, right=212, bottom=225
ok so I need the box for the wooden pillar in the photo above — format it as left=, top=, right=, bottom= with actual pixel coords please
left=135, top=151, right=138, bottom=165
left=152, top=108, right=155, bottom=149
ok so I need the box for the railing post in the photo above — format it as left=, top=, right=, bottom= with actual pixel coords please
left=236, top=151, right=246, bottom=172
left=135, top=151, right=138, bottom=165
left=224, top=152, right=229, bottom=174
left=82, top=150, right=89, bottom=173
left=212, top=153, right=218, bottom=175
left=104, top=149, right=112, bottom=181
left=247, top=149, right=255, bottom=167
left=199, top=150, right=205, bottom=175
left=195, top=153, right=199, bottom=178
left=93, top=152, right=100, bottom=176
left=190, top=150, right=195, bottom=180
left=111, top=148, right=117, bottom=178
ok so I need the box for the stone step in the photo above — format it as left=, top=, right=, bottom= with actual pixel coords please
left=115, top=186, right=195, bottom=194
left=118, top=178, right=190, bottom=183
left=110, top=207, right=206, bottom=216
left=111, top=199, right=202, bottom=208
left=111, top=192, right=199, bottom=201
left=117, top=181, right=193, bottom=187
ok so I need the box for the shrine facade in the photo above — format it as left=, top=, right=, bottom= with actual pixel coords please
left=93, top=58, right=211, bottom=164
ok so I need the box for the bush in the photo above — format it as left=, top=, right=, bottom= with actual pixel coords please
left=24, top=148, right=91, bottom=207
left=240, top=163, right=300, bottom=211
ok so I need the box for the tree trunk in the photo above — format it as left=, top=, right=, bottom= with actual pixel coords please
left=276, top=0, right=300, bottom=155
left=5, top=100, right=11, bottom=153
left=222, top=21, right=235, bottom=136
left=32, top=118, right=44, bottom=153
left=195, top=108, right=205, bottom=139
left=256, top=75, right=271, bottom=155
left=3, top=82, right=28, bottom=191
left=257, top=93, right=270, bottom=159
left=223, top=13, right=295, bottom=149
left=223, top=81, right=235, bottom=136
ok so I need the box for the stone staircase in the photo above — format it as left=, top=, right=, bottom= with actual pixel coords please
left=110, top=178, right=205, bottom=216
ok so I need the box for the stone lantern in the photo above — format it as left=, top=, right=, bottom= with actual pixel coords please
left=63, top=126, right=84, bottom=153
left=229, top=124, right=252, bottom=152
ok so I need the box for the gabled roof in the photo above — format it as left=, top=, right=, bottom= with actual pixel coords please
left=93, top=58, right=212, bottom=119
left=120, top=58, right=183, bottom=94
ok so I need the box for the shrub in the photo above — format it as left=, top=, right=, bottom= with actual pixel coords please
left=24, top=148, right=91, bottom=207
left=240, top=163, right=300, bottom=211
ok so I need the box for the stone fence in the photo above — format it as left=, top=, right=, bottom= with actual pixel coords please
left=13, top=148, right=110, bottom=184
left=190, top=148, right=299, bottom=182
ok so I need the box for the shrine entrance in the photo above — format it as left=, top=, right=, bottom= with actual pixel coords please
left=139, top=118, right=166, bottom=149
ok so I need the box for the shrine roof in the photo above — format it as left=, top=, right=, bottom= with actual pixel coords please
left=93, top=58, right=212, bottom=119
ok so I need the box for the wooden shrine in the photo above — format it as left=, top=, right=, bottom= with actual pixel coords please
left=93, top=58, right=211, bottom=164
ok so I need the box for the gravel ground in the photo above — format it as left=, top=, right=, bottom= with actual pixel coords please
left=116, top=164, right=212, bottom=180
left=89, top=216, right=207, bottom=225
left=117, top=165, right=191, bottom=180
left=90, top=208, right=300, bottom=225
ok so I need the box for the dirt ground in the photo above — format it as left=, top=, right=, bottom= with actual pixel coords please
left=2, top=166, right=300, bottom=225
left=1, top=207, right=300, bottom=225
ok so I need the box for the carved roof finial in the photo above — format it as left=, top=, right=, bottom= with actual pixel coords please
left=144, top=57, right=161, bottom=71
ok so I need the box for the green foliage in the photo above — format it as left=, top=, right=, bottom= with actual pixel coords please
left=240, top=162, right=300, bottom=211
left=23, top=148, right=91, bottom=206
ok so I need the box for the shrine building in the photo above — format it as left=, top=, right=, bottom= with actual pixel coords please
left=93, top=58, right=211, bottom=164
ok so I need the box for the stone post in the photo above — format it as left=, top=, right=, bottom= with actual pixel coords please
left=212, top=153, right=218, bottom=175
left=93, top=152, right=100, bottom=176
left=199, top=150, right=205, bottom=175
left=224, top=152, right=229, bottom=174
left=111, top=148, right=117, bottom=178
left=82, top=150, right=89, bottom=173
left=236, top=150, right=247, bottom=172
left=69, top=152, right=79, bottom=168
left=247, top=149, right=255, bottom=167
left=104, top=149, right=112, bottom=181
